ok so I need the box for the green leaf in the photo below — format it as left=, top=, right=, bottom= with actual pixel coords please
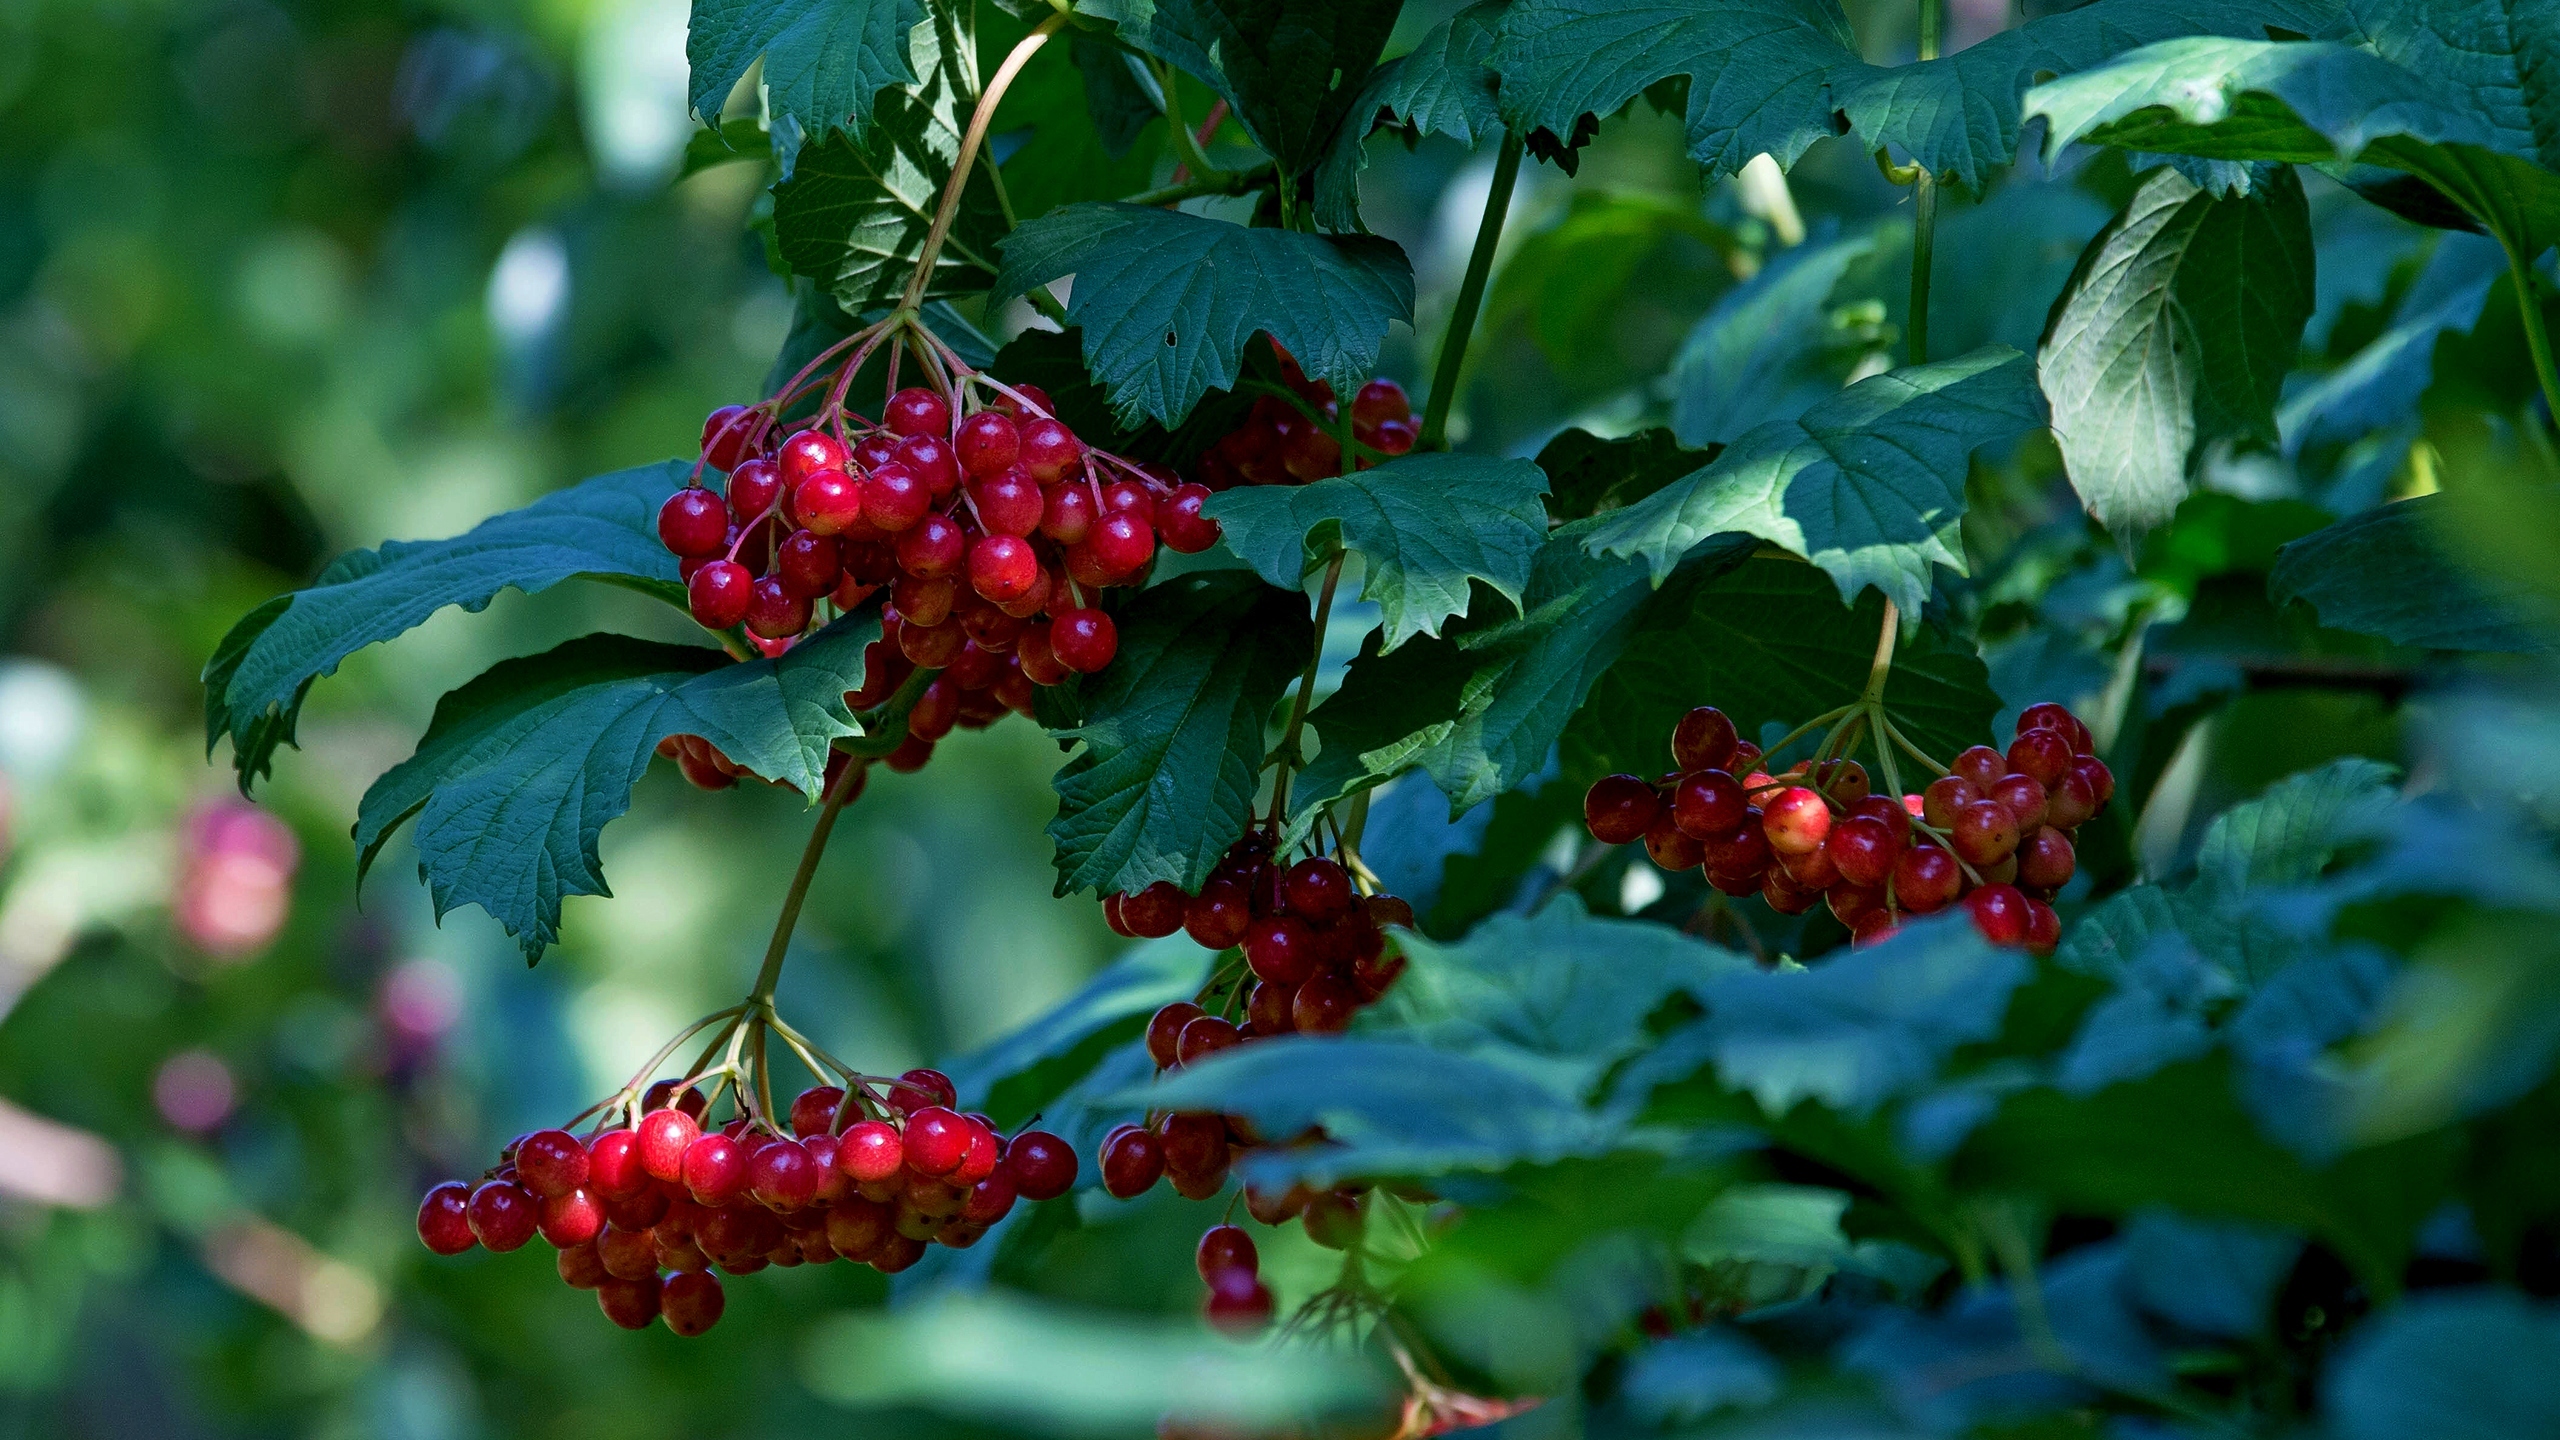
left=1072, top=38, right=1165, bottom=159
left=1486, top=0, right=1859, bottom=179
left=984, top=326, right=1259, bottom=471
left=2269, top=494, right=2552, bottom=652
left=1080, top=0, right=1401, bottom=176
left=1047, top=572, right=1312, bottom=896
left=1669, top=225, right=1887, bottom=448
left=801, top=1290, right=1387, bottom=1432
left=1562, top=555, right=2003, bottom=787
left=681, top=116, right=783, bottom=177
left=353, top=621, right=879, bottom=962
left=2324, top=1290, right=2560, bottom=1440
left=2055, top=883, right=2309, bottom=990
left=687, top=0, right=925, bottom=145
left=1581, top=346, right=2047, bottom=616
left=768, top=7, right=1002, bottom=310
left=1203, top=452, right=1551, bottom=651
left=942, top=936, right=1209, bottom=1126
left=989, top=204, right=1414, bottom=428
left=2036, top=164, right=2317, bottom=539
left=1314, top=1, right=1510, bottom=230
left=1365, top=896, right=1749, bottom=1097
left=2332, top=0, right=2560, bottom=171
left=2192, top=756, right=2399, bottom=901
left=991, top=27, right=1164, bottom=223
left=1535, top=427, right=1713, bottom=523
left=1484, top=191, right=1739, bottom=382
left=202, top=461, right=687, bottom=791
left=2278, top=243, right=2500, bottom=456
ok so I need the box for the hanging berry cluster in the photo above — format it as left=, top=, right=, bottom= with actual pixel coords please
left=1584, top=702, right=2113, bottom=951
left=1193, top=350, right=1415, bottom=489
left=415, top=1067, right=1077, bottom=1336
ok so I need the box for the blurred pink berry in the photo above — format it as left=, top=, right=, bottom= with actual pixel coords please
left=174, top=800, right=300, bottom=959
left=154, top=1049, right=236, bottom=1132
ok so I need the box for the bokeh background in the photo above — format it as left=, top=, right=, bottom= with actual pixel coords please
left=0, top=0, right=2496, bottom=1434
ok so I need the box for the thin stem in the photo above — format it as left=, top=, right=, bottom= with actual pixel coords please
left=1759, top=702, right=1857, bottom=765
left=1420, top=131, right=1526, bottom=450
left=1881, top=712, right=1950, bottom=777
left=1867, top=703, right=1908, bottom=807
left=746, top=757, right=864, bottom=1008
left=2506, top=241, right=2560, bottom=429
left=1127, top=162, right=1275, bottom=210
left=1861, top=598, right=1902, bottom=705
left=1907, top=0, right=1943, bottom=366
left=1166, top=95, right=1230, bottom=187
left=901, top=12, right=1067, bottom=311
left=1268, top=554, right=1348, bottom=825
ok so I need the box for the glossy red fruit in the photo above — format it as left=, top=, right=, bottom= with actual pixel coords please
left=1147, top=1002, right=1207, bottom=1069
left=1351, top=378, right=1410, bottom=429
left=2017, top=826, right=2076, bottom=889
left=824, top=1197, right=893, bottom=1260
left=961, top=1166, right=1019, bottom=1227
left=1183, top=881, right=1252, bottom=950
left=1286, top=857, right=1356, bottom=921
left=885, top=386, right=951, bottom=438
left=861, top=462, right=931, bottom=531
left=1642, top=810, right=1706, bottom=871
left=973, top=468, right=1045, bottom=537
left=2016, top=702, right=2092, bottom=753
left=1672, top=770, right=1747, bottom=838
left=1051, top=609, right=1118, bottom=673
left=1119, top=880, right=1186, bottom=938
left=1090, top=511, right=1155, bottom=577
left=1826, top=814, right=1903, bottom=888
left=539, top=1187, right=606, bottom=1247
left=1988, top=772, right=2049, bottom=831
left=1922, top=774, right=1981, bottom=829
left=514, top=1129, right=589, bottom=1198
left=557, top=1239, right=609, bottom=1289
left=2071, top=755, right=2115, bottom=807
left=1851, top=909, right=1903, bottom=948
left=658, top=487, right=730, bottom=557
left=638, top=1107, right=701, bottom=1182
left=2007, top=728, right=2076, bottom=788
left=1964, top=883, right=2032, bottom=946
left=587, top=1130, right=648, bottom=1201
left=597, top=1222, right=659, bottom=1280
left=467, top=1180, right=540, bottom=1252
left=898, top=616, right=966, bottom=667
left=701, top=405, right=755, bottom=470
left=1700, top=814, right=1771, bottom=876
left=1894, top=844, right=1963, bottom=913
left=904, top=1108, right=972, bottom=1177
left=1780, top=835, right=1841, bottom=888
left=1160, top=1111, right=1228, bottom=1179
left=1244, top=914, right=1317, bottom=984
left=1850, top=793, right=1912, bottom=840
left=969, top=533, right=1040, bottom=603
left=1248, top=978, right=1298, bottom=1034
left=1762, top=787, right=1833, bottom=855
left=1177, top=1013, right=1244, bottom=1067
left=682, top=1132, right=749, bottom=1206
left=597, top=1275, right=663, bottom=1330
left=1951, top=799, right=2021, bottom=866
left=1006, top=1130, right=1078, bottom=1200
left=1197, top=1224, right=1259, bottom=1282
left=2044, top=770, right=2100, bottom=831
left=1585, top=774, right=1662, bottom=845
left=951, top=1120, right=1002, bottom=1187
left=1763, top=867, right=1822, bottom=915
left=1158, top=484, right=1221, bottom=553
left=777, top=428, right=849, bottom=487
left=1371, top=418, right=1417, bottom=456
left=1828, top=882, right=1885, bottom=924
left=895, top=432, right=958, bottom=496
left=996, top=382, right=1056, bottom=420
left=955, top=411, right=1021, bottom=477
left=793, top=470, right=862, bottom=536
left=661, top=1270, right=725, bottom=1337
left=1952, top=745, right=2007, bottom=788
left=1099, top=1123, right=1165, bottom=1198
left=1302, top=1190, right=1363, bottom=1249
left=896, top=512, right=965, bottom=577
left=903, top=678, right=958, bottom=743
left=1018, top=418, right=1083, bottom=483
left=1293, top=971, right=1362, bottom=1034
left=418, top=1181, right=477, bottom=1255
left=790, top=1086, right=845, bottom=1140
left=746, top=576, right=811, bottom=639
left=2024, top=898, right=2063, bottom=952
left=777, top=528, right=842, bottom=599
left=893, top=571, right=958, bottom=627
left=748, top=1137, right=820, bottom=1211
left=726, top=456, right=784, bottom=525
left=1203, top=1268, right=1274, bottom=1335
left=687, top=560, right=754, bottom=630
left=838, top=1120, right=904, bottom=1183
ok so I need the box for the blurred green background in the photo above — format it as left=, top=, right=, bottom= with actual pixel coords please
left=0, top=0, right=2493, bottom=1434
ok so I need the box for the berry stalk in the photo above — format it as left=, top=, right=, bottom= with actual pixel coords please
left=1267, top=552, right=1346, bottom=827
left=901, top=11, right=1068, bottom=311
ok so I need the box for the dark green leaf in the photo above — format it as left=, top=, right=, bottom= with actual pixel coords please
left=2269, top=495, right=2552, bottom=652
left=943, top=936, right=1209, bottom=1126
left=1203, top=452, right=1551, bottom=651
left=1073, top=38, right=1164, bottom=159
left=2278, top=241, right=2501, bottom=455
left=1047, top=572, right=1311, bottom=896
left=989, top=204, right=1414, bottom=427
left=2037, top=165, right=2317, bottom=538
left=1582, top=347, right=2048, bottom=616
left=1535, top=428, right=1713, bottom=522
left=2323, top=1290, right=2560, bottom=1440
left=687, top=0, right=925, bottom=145
left=1562, top=555, right=2004, bottom=787
left=203, top=461, right=687, bottom=791
left=681, top=116, right=782, bottom=177
left=1314, top=1, right=1509, bottom=230
left=1484, top=191, right=1738, bottom=380
left=2192, top=756, right=2399, bottom=901
left=2121, top=1210, right=2301, bottom=1340
left=1079, top=0, right=1401, bottom=176
left=983, top=326, right=1259, bottom=471
left=353, top=621, right=878, bottom=961
left=1669, top=225, right=1887, bottom=448
left=2345, top=0, right=2560, bottom=171
left=768, top=9, right=1003, bottom=311
left=992, top=29, right=1164, bottom=222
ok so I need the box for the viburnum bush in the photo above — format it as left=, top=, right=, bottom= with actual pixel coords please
left=200, top=0, right=2560, bottom=1433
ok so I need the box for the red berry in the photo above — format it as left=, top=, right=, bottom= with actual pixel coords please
left=637, top=1107, right=700, bottom=1181
left=2007, top=729, right=2075, bottom=788
left=1197, top=1223, right=1258, bottom=1282
left=995, top=382, right=1056, bottom=419
left=1922, top=774, right=1980, bottom=829
left=1249, top=978, right=1298, bottom=1034
left=1951, top=799, right=2021, bottom=866
left=1099, top=1124, right=1165, bottom=1198
left=961, top=1166, right=1019, bottom=1227
left=777, top=528, right=843, bottom=599
left=1700, top=813, right=1771, bottom=876
left=1780, top=836, right=1840, bottom=889
left=687, top=560, right=753, bottom=629
left=1019, top=418, right=1083, bottom=483
left=1671, top=707, right=1739, bottom=772
left=795, top=471, right=863, bottom=536
left=896, top=512, right=965, bottom=578
left=899, top=616, right=967, bottom=667
left=1952, top=745, right=2007, bottom=788
left=904, top=1107, right=972, bottom=1176
left=2071, top=755, right=2115, bottom=807
left=1371, top=418, right=1416, bottom=456
left=418, top=1181, right=477, bottom=1255
left=726, top=456, right=784, bottom=525
left=973, top=469, right=1046, bottom=540
left=955, top=411, right=1020, bottom=477
left=1826, top=814, right=1903, bottom=888
left=2024, top=898, right=2063, bottom=952
left=748, top=1137, right=820, bottom=1210
left=538, top=1187, right=606, bottom=1247
left=1147, top=1002, right=1206, bottom=1069
left=597, top=1275, right=663, bottom=1330
left=1351, top=378, right=1410, bottom=429
left=515, top=1129, right=589, bottom=1198
left=1292, top=971, right=1361, bottom=1033
left=1964, top=883, right=2032, bottom=946
left=2016, top=702, right=2092, bottom=753
left=776, top=428, right=848, bottom=487
left=681, top=1132, right=749, bottom=1206
left=1120, top=880, right=1187, bottom=938
left=892, top=433, right=957, bottom=496
left=556, top=1240, right=609, bottom=1289
left=586, top=1130, right=649, bottom=1201
left=885, top=387, right=951, bottom=438
left=2046, top=770, right=2100, bottom=830
left=1851, top=910, right=1903, bottom=948
left=1988, top=773, right=2049, bottom=831
left=824, top=1197, right=892, bottom=1260
left=701, top=405, right=755, bottom=470
left=1243, top=915, right=1317, bottom=985
left=1850, top=793, right=1913, bottom=842
left=1585, top=774, right=1662, bottom=845
left=1160, top=1111, right=1228, bottom=1179
left=1089, top=511, right=1155, bottom=577
left=658, top=487, right=730, bottom=557
left=661, top=1269, right=725, bottom=1337
left=1177, top=1014, right=1243, bottom=1067
left=1762, top=787, right=1833, bottom=856
left=853, top=432, right=900, bottom=470
left=1182, top=881, right=1252, bottom=950
left=893, top=572, right=957, bottom=628
left=1672, top=770, right=1748, bottom=838
left=862, top=463, right=931, bottom=531
left=1051, top=609, right=1118, bottom=673
left=838, top=1120, right=904, bottom=1183
left=1039, top=482, right=1097, bottom=544
left=746, top=575, right=811, bottom=639
left=1005, top=1130, right=1078, bottom=1200
left=2017, top=826, right=2076, bottom=889
left=1157, top=484, right=1221, bottom=553
left=890, top=1068, right=955, bottom=1114
left=1285, top=858, right=1356, bottom=921
left=968, top=533, right=1040, bottom=603
left=467, top=1179, right=539, bottom=1252
left=1894, top=843, right=1963, bottom=912
left=1302, top=1190, right=1362, bottom=1249
left=790, top=1086, right=845, bottom=1139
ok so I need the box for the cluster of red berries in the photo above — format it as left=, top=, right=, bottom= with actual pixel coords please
left=1583, top=702, right=2114, bottom=951
left=1193, top=355, right=1415, bottom=490
left=414, top=1069, right=1076, bottom=1335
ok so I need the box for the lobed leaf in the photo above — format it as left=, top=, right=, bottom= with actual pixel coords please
left=687, top=0, right=925, bottom=146
left=1079, top=0, right=1401, bottom=177
left=1534, top=427, right=1713, bottom=522
left=2269, top=495, right=2552, bottom=653
left=1315, top=1, right=1510, bottom=229
left=1203, top=452, right=1551, bottom=651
